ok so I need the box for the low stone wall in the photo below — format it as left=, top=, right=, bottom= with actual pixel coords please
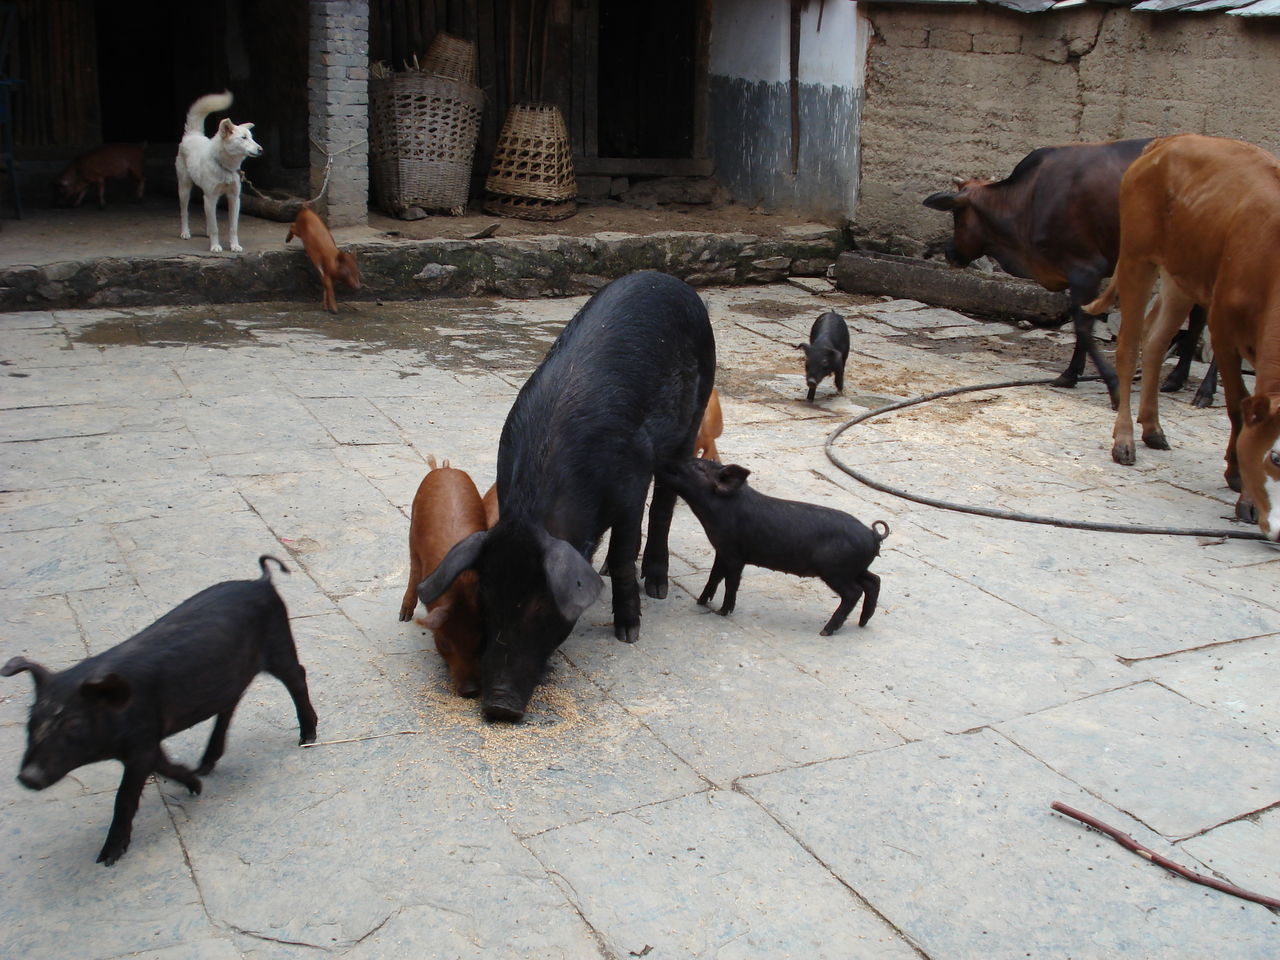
left=856, top=5, right=1280, bottom=255
left=0, top=228, right=845, bottom=311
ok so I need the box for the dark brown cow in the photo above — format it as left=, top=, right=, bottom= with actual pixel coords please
left=923, top=139, right=1213, bottom=407
left=1085, top=134, right=1280, bottom=540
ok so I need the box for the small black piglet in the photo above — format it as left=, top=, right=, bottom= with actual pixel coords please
left=796, top=310, right=850, bottom=402
left=662, top=459, right=889, bottom=635
left=2, top=555, right=318, bottom=866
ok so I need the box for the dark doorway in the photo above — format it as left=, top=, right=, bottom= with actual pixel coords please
left=596, top=1, right=696, bottom=160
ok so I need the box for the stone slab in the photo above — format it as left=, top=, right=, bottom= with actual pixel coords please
left=742, top=729, right=1280, bottom=959
left=995, top=682, right=1280, bottom=839
left=528, top=789, right=920, bottom=959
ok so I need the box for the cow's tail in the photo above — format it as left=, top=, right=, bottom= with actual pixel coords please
left=184, top=91, right=233, bottom=137
left=1085, top=277, right=1118, bottom=316
left=258, top=554, right=291, bottom=580
left=871, top=520, right=891, bottom=545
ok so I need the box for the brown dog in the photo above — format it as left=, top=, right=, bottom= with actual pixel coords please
left=53, top=143, right=146, bottom=209
left=286, top=206, right=360, bottom=313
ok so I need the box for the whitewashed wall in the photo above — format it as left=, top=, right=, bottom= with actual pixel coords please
left=709, top=0, right=869, bottom=220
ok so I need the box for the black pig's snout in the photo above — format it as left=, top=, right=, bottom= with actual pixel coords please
left=18, top=764, right=52, bottom=790
left=482, top=700, right=525, bottom=723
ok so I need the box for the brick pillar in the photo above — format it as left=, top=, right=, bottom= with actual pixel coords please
left=308, top=0, right=369, bottom=227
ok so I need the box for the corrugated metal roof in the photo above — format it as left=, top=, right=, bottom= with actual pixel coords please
left=866, top=0, right=1278, bottom=13
left=1230, top=0, right=1280, bottom=15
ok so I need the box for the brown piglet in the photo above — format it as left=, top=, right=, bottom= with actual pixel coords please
left=401, top=457, right=487, bottom=697
left=694, top=386, right=723, bottom=461
left=53, top=143, right=146, bottom=209
left=481, top=483, right=500, bottom=529
left=286, top=206, right=360, bottom=313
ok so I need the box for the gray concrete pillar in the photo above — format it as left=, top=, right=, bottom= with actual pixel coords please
left=308, top=0, right=370, bottom=227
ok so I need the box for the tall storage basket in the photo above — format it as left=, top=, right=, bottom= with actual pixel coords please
left=484, top=103, right=577, bottom=221
left=370, top=72, right=483, bottom=217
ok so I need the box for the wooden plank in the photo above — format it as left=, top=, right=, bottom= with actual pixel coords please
left=690, top=0, right=711, bottom=161
left=583, top=0, right=598, bottom=157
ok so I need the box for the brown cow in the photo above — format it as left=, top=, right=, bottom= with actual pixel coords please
left=924, top=139, right=1214, bottom=407
left=1085, top=134, right=1280, bottom=540
left=400, top=457, right=487, bottom=695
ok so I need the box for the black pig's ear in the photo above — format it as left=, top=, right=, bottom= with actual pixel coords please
left=715, top=464, right=751, bottom=494
left=541, top=534, right=603, bottom=624
left=81, top=673, right=132, bottom=710
left=418, top=530, right=489, bottom=606
left=2, top=656, right=50, bottom=690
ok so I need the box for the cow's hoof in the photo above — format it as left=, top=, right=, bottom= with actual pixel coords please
left=1226, top=471, right=1243, bottom=493
left=644, top=579, right=668, bottom=600
left=615, top=623, right=640, bottom=644
left=1112, top=442, right=1136, bottom=466
left=1192, top=393, right=1215, bottom=410
left=1235, top=495, right=1258, bottom=525
left=1049, top=373, right=1078, bottom=389
left=1142, top=430, right=1170, bottom=451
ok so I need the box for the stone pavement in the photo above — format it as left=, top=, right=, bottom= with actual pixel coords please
left=1, top=284, right=1277, bottom=959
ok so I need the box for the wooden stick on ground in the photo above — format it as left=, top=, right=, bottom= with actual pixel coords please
left=1051, top=802, right=1280, bottom=910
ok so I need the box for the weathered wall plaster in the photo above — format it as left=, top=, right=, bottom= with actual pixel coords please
left=857, top=7, right=1280, bottom=254
left=709, top=0, right=869, bottom=220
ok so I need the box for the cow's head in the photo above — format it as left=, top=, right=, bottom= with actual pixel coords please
left=1237, top=394, right=1280, bottom=541
left=922, top=178, right=991, bottom=267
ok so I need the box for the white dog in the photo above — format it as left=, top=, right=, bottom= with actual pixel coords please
left=176, top=91, right=262, bottom=253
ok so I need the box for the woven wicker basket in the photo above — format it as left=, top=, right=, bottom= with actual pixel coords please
left=369, top=73, right=483, bottom=217
left=421, top=32, right=477, bottom=85
left=484, top=102, right=577, bottom=220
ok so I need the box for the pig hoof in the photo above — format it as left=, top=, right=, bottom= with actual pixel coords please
left=97, top=842, right=127, bottom=866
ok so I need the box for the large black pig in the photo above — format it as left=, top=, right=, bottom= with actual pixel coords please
left=419, top=270, right=716, bottom=722
left=2, top=556, right=318, bottom=865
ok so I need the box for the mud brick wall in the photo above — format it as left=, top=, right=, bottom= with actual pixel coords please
left=309, top=0, right=371, bottom=227
left=855, top=6, right=1280, bottom=255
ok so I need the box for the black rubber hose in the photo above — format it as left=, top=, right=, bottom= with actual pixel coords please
left=824, top=376, right=1269, bottom=541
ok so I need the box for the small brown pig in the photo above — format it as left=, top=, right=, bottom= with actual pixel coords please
left=694, top=387, right=723, bottom=461
left=401, top=457, right=487, bottom=697
left=481, top=483, right=500, bottom=528
left=53, top=143, right=146, bottom=208
left=286, top=206, right=361, bottom=313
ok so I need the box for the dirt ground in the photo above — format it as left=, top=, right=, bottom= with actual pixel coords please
left=367, top=197, right=837, bottom=242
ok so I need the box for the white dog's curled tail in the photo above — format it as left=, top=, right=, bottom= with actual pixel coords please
left=184, top=91, right=234, bottom=136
